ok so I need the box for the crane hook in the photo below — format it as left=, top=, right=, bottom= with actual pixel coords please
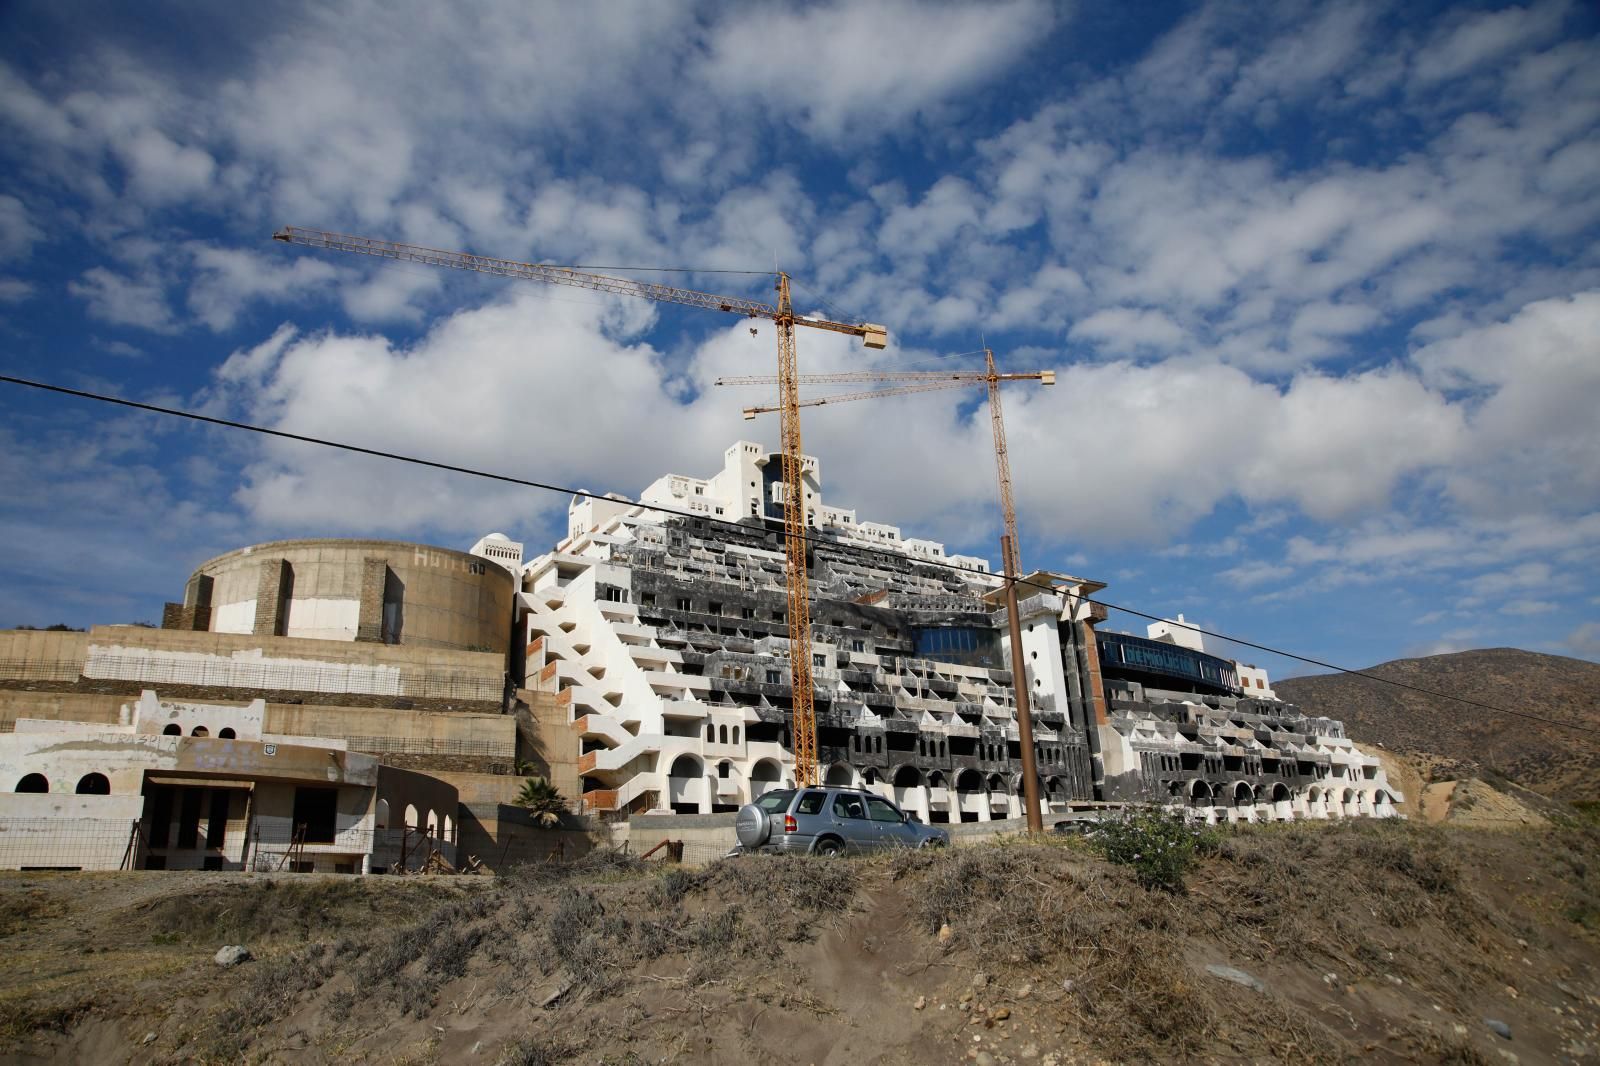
left=749, top=327, right=759, bottom=337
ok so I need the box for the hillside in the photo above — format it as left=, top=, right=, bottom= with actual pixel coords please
left=1275, top=648, right=1600, bottom=802
left=1, top=818, right=1599, bottom=1064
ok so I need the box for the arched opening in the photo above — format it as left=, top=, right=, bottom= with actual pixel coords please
left=955, top=768, right=983, bottom=822
left=824, top=763, right=853, bottom=786
left=863, top=767, right=878, bottom=785
left=892, top=765, right=921, bottom=788
left=218, top=727, right=236, bottom=739
left=162, top=724, right=181, bottom=736
left=404, top=803, right=420, bottom=831
left=732, top=726, right=740, bottom=744
left=750, top=759, right=782, bottom=797
left=718, top=725, right=728, bottom=744
left=443, top=815, right=455, bottom=844
left=668, top=753, right=703, bottom=778
left=15, top=773, right=48, bottom=793
left=667, top=753, right=705, bottom=815
left=1233, top=781, right=1254, bottom=807
left=190, top=726, right=209, bottom=737
left=75, top=772, right=110, bottom=795
left=1189, top=779, right=1213, bottom=808
left=375, top=798, right=390, bottom=829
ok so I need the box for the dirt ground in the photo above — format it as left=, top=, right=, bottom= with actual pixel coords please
left=0, top=799, right=1598, bottom=1064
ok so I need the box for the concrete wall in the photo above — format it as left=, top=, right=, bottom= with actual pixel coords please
left=82, top=626, right=505, bottom=703
left=182, top=539, right=515, bottom=654
left=0, top=630, right=90, bottom=680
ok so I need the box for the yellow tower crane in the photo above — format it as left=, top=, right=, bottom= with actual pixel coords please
left=272, top=227, right=888, bottom=788
left=718, top=349, right=1054, bottom=830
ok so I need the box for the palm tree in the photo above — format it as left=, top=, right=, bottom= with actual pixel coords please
left=515, top=777, right=569, bottom=827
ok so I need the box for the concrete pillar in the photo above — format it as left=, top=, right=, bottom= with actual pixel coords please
left=356, top=557, right=388, bottom=642
left=253, top=559, right=292, bottom=637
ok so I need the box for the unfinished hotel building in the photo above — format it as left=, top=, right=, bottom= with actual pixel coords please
left=522, top=442, right=1400, bottom=824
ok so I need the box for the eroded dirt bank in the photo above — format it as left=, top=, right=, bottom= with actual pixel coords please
left=1, top=815, right=1598, bottom=1064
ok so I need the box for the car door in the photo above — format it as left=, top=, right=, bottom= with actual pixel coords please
left=866, top=795, right=917, bottom=849
left=828, top=793, right=879, bottom=852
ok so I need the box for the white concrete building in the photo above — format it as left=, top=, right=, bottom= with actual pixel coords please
left=0, top=690, right=458, bottom=872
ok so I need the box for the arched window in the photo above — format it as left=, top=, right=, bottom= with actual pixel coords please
left=190, top=726, right=209, bottom=737
left=719, top=725, right=728, bottom=744
left=732, top=726, right=740, bottom=744
left=218, top=727, right=236, bottom=739
left=162, top=724, right=181, bottom=736
left=704, top=723, right=713, bottom=741
left=15, top=773, right=48, bottom=793
left=404, top=803, right=420, bottom=830
left=375, top=798, right=390, bottom=829
left=75, top=773, right=110, bottom=795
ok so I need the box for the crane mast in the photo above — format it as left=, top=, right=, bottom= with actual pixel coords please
left=273, top=227, right=889, bottom=790
left=722, top=347, right=1052, bottom=828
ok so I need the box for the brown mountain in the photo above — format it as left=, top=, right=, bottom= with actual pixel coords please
left=1274, top=647, right=1600, bottom=803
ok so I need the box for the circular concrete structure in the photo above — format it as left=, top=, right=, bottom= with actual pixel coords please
left=183, top=538, right=515, bottom=654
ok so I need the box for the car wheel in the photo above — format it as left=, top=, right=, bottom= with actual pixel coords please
left=814, top=837, right=844, bottom=857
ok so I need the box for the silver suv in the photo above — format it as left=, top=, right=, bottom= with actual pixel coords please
left=733, top=786, right=949, bottom=856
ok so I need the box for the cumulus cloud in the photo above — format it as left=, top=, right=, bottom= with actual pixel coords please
left=67, top=266, right=178, bottom=333
left=694, top=0, right=1054, bottom=140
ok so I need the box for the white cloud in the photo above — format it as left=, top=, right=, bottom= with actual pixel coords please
left=1566, top=621, right=1600, bottom=661
left=1069, top=308, right=1186, bottom=354
left=187, top=246, right=342, bottom=331
left=1411, top=0, right=1570, bottom=85
left=0, top=278, right=34, bottom=304
left=67, top=266, right=177, bottom=333
left=0, top=194, right=41, bottom=261
left=1218, top=561, right=1293, bottom=589
left=1413, top=290, right=1600, bottom=515
left=694, top=0, right=1053, bottom=140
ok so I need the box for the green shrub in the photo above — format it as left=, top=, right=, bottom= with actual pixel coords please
left=1091, top=806, right=1219, bottom=892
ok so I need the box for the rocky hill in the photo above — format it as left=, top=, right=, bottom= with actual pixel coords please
left=1275, top=648, right=1600, bottom=802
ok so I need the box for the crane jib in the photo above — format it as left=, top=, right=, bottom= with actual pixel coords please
left=272, top=227, right=887, bottom=347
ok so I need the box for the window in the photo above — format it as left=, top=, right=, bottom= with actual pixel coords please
left=866, top=797, right=902, bottom=822
left=718, top=761, right=731, bottom=779
left=766, top=670, right=781, bottom=685
left=677, top=598, right=692, bottom=611
left=709, top=602, right=722, bottom=615
left=603, top=586, right=629, bottom=603
left=75, top=773, right=110, bottom=795
left=755, top=790, right=793, bottom=812
left=852, top=639, right=865, bottom=652
left=218, top=728, right=236, bottom=739
left=742, top=607, right=754, bottom=619
left=813, top=654, right=826, bottom=669
left=191, top=726, right=209, bottom=737
left=832, top=795, right=867, bottom=820
left=15, top=773, right=48, bottom=793
left=162, top=724, right=181, bottom=736
left=797, top=791, right=827, bottom=815
left=642, top=593, right=656, bottom=606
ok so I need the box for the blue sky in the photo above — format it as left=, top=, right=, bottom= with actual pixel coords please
left=1, top=0, right=1598, bottom=680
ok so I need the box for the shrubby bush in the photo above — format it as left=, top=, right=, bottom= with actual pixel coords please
left=1091, top=806, right=1221, bottom=892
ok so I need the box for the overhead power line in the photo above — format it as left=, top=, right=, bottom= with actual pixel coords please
left=2, top=371, right=1592, bottom=737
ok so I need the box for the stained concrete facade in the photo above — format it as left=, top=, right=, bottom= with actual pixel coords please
left=521, top=440, right=1400, bottom=827
left=166, top=538, right=516, bottom=654
left=0, top=690, right=460, bottom=872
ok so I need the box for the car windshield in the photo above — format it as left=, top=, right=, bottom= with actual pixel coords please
left=755, top=790, right=794, bottom=813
